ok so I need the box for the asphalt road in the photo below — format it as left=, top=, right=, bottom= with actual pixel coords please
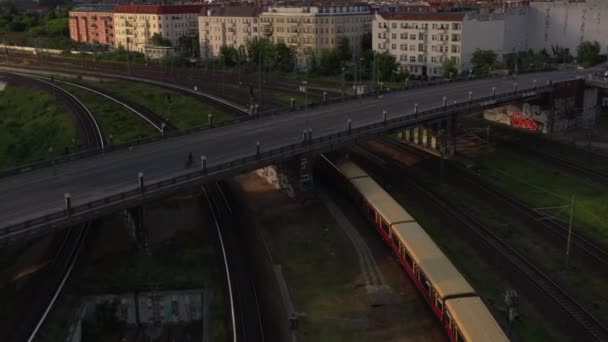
left=0, top=69, right=583, bottom=232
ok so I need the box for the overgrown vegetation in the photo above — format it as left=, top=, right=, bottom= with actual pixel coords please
left=577, top=41, right=601, bottom=68
left=0, top=5, right=73, bottom=49
left=0, top=84, right=77, bottom=169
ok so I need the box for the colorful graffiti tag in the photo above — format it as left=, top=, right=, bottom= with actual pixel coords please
left=483, top=103, right=550, bottom=133
left=256, top=155, right=314, bottom=202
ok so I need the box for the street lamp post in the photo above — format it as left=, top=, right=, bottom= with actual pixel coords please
left=303, top=81, right=308, bottom=111
left=341, top=66, right=345, bottom=98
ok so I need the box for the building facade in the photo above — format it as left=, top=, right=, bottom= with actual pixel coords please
left=259, top=6, right=372, bottom=66
left=526, top=0, right=608, bottom=56
left=198, top=7, right=259, bottom=59
left=373, top=12, right=465, bottom=78
left=69, top=4, right=116, bottom=46
left=114, top=4, right=204, bottom=54
left=373, top=9, right=528, bottom=78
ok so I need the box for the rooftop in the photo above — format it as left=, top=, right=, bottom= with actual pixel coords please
left=204, top=6, right=259, bottom=17
left=378, top=12, right=465, bottom=21
left=115, top=4, right=205, bottom=15
left=70, top=4, right=117, bottom=13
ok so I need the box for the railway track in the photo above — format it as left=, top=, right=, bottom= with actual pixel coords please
left=1, top=53, right=335, bottom=112
left=463, top=118, right=608, bottom=184
left=351, top=143, right=608, bottom=341
left=7, top=73, right=104, bottom=150
left=202, top=182, right=264, bottom=342
left=1, top=74, right=103, bottom=342
left=381, top=137, right=608, bottom=270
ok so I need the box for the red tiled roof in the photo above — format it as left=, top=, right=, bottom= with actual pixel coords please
left=379, top=12, right=465, bottom=22
left=115, top=5, right=205, bottom=15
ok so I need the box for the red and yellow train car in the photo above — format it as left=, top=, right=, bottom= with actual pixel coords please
left=332, top=158, right=508, bottom=342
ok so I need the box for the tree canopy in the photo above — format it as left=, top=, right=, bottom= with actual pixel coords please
left=577, top=41, right=601, bottom=68
left=470, top=49, right=498, bottom=76
left=441, top=59, right=459, bottom=79
left=149, top=33, right=172, bottom=47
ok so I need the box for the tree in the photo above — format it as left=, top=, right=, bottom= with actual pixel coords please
left=577, top=41, right=601, bottom=68
left=318, top=49, right=342, bottom=75
left=441, top=58, right=459, bottom=79
left=219, top=45, right=239, bottom=67
left=375, top=51, right=399, bottom=81
left=550, top=44, right=574, bottom=64
left=244, top=37, right=274, bottom=65
left=470, top=49, right=497, bottom=76
left=274, top=42, right=295, bottom=72
left=306, top=53, right=319, bottom=75
left=149, top=33, right=171, bottom=47
left=337, top=37, right=351, bottom=62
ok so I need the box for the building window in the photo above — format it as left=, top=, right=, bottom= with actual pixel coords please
left=452, top=23, right=461, bottom=30
left=410, top=56, right=416, bottom=62
left=378, top=43, right=382, bottom=49
left=451, top=34, right=461, bottom=42
left=392, top=44, right=396, bottom=50
left=392, top=33, right=397, bottom=39
left=410, top=34, right=416, bottom=40
left=451, top=45, right=460, bottom=53
left=401, top=33, right=407, bottom=39
left=391, top=23, right=396, bottom=29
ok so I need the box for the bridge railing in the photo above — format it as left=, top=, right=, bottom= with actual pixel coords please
left=0, top=65, right=559, bottom=179
left=0, top=85, right=552, bottom=240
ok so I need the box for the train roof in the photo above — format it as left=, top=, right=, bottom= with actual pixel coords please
left=335, top=160, right=369, bottom=180
left=446, top=296, right=509, bottom=342
left=392, top=222, right=475, bottom=298
left=351, top=177, right=415, bottom=225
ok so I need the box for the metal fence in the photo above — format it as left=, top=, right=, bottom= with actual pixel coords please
left=0, top=85, right=553, bottom=240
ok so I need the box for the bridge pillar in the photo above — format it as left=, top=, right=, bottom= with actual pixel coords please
left=430, top=122, right=438, bottom=151
left=446, top=115, right=456, bottom=157
left=421, top=125, right=428, bottom=147
left=122, top=206, right=150, bottom=255
left=255, top=153, right=315, bottom=203
left=413, top=126, right=420, bottom=145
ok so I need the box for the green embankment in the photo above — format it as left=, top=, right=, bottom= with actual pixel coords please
left=59, top=84, right=157, bottom=144
left=81, top=79, right=236, bottom=129
left=0, top=84, right=77, bottom=169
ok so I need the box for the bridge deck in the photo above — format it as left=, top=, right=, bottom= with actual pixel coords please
left=0, top=70, right=581, bottom=241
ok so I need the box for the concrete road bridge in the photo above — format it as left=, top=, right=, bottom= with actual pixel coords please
left=0, top=69, right=587, bottom=243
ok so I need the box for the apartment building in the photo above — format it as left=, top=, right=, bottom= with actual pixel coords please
left=373, top=12, right=465, bottom=77
left=198, top=7, right=259, bottom=59
left=114, top=4, right=204, bottom=54
left=373, top=10, right=527, bottom=78
left=259, top=6, right=372, bottom=66
left=69, top=4, right=116, bottom=46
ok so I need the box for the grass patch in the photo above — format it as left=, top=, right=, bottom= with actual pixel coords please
left=71, top=228, right=221, bottom=295
left=37, top=295, right=80, bottom=342
left=474, top=148, right=608, bottom=244
left=60, top=84, right=157, bottom=144
left=255, top=195, right=368, bottom=341
left=80, top=79, right=235, bottom=130
left=267, top=90, right=308, bottom=106
left=0, top=84, right=78, bottom=169
left=437, top=175, right=608, bottom=321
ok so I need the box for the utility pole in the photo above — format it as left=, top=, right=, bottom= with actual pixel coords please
left=566, top=195, right=575, bottom=268
left=258, top=50, right=262, bottom=107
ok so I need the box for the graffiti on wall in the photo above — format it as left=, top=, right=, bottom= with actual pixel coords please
left=256, top=155, right=314, bottom=202
left=483, top=103, right=550, bottom=133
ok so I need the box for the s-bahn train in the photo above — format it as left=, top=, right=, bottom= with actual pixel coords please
left=325, top=156, right=508, bottom=342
